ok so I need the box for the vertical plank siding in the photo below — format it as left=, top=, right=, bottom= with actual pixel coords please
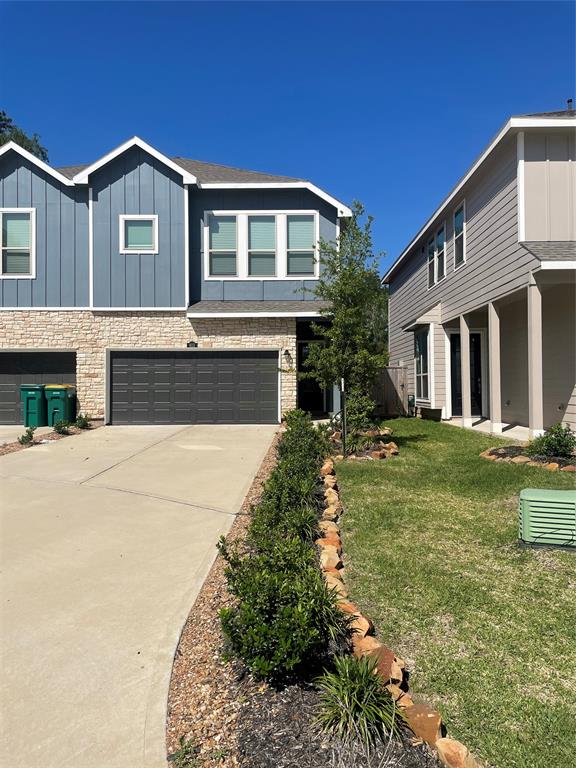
left=91, top=147, right=186, bottom=308
left=0, top=153, right=89, bottom=307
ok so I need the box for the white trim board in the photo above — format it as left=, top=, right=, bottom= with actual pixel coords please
left=186, top=310, right=325, bottom=318
left=72, top=137, right=197, bottom=185
left=199, top=182, right=352, bottom=218
left=538, top=260, right=576, bottom=270
left=0, top=142, right=74, bottom=186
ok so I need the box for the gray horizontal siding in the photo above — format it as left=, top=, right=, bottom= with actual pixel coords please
left=0, top=151, right=89, bottom=307
left=91, top=147, right=185, bottom=308
left=189, top=188, right=338, bottom=302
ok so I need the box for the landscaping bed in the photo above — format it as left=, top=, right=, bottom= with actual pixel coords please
left=167, top=417, right=440, bottom=768
left=0, top=418, right=99, bottom=457
left=481, top=445, right=576, bottom=471
left=336, top=418, right=576, bottom=768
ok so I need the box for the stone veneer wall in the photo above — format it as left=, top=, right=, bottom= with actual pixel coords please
left=0, top=311, right=297, bottom=420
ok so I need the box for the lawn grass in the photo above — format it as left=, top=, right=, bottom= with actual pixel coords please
left=336, top=418, right=576, bottom=768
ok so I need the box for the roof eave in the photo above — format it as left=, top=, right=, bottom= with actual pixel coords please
left=383, top=112, right=576, bottom=282
left=72, top=136, right=197, bottom=185
left=0, top=141, right=75, bottom=186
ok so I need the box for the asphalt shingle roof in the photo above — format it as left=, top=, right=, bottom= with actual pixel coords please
left=56, top=157, right=302, bottom=184
left=523, top=241, right=576, bottom=260
left=187, top=300, right=331, bottom=315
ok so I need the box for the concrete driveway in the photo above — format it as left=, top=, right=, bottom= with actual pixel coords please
left=0, top=424, right=277, bottom=768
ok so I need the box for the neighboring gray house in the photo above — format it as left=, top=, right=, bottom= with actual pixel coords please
left=0, top=137, right=351, bottom=424
left=383, top=109, right=576, bottom=437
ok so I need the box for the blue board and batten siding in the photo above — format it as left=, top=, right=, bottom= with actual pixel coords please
left=1, top=146, right=339, bottom=309
left=91, top=147, right=186, bottom=308
left=0, top=152, right=89, bottom=307
left=189, top=189, right=338, bottom=302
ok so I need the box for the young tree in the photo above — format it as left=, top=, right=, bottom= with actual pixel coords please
left=0, top=112, right=49, bottom=161
left=303, top=201, right=388, bottom=440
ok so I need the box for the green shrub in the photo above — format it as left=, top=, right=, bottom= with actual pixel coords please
left=219, top=409, right=350, bottom=682
left=345, top=388, right=376, bottom=435
left=167, top=736, right=199, bottom=767
left=525, top=423, right=576, bottom=459
left=18, top=426, right=36, bottom=446
left=75, top=413, right=91, bottom=429
left=219, top=537, right=348, bottom=681
left=53, top=420, right=70, bottom=435
left=316, top=655, right=401, bottom=746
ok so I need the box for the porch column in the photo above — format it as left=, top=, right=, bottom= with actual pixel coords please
left=488, top=302, right=503, bottom=433
left=459, top=314, right=473, bottom=428
left=527, top=278, right=544, bottom=437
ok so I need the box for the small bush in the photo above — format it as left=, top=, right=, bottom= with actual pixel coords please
left=345, top=389, right=376, bottom=435
left=167, top=736, right=199, bottom=767
left=316, top=655, right=401, bottom=747
left=18, top=426, right=36, bottom=446
left=525, top=422, right=576, bottom=459
left=219, top=409, right=350, bottom=682
left=53, top=420, right=70, bottom=435
left=75, top=413, right=91, bottom=429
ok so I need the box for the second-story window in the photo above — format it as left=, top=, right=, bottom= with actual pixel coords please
left=209, top=215, right=237, bottom=276
left=435, top=225, right=445, bottom=281
left=454, top=204, right=465, bottom=267
left=287, top=215, right=316, bottom=276
left=427, top=239, right=435, bottom=287
left=248, top=216, right=276, bottom=276
left=427, top=224, right=446, bottom=287
left=0, top=209, right=35, bottom=278
left=120, top=215, right=158, bottom=254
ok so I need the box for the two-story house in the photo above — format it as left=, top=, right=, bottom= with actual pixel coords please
left=0, top=137, right=351, bottom=425
left=383, top=109, right=575, bottom=437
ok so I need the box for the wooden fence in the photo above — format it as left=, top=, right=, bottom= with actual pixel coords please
left=373, top=366, right=408, bottom=417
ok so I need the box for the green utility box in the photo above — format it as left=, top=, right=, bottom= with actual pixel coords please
left=20, top=384, right=48, bottom=427
left=519, top=488, right=576, bottom=548
left=45, top=384, right=77, bottom=426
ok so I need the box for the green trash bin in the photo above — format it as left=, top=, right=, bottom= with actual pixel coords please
left=20, top=384, right=48, bottom=427
left=44, top=385, right=77, bottom=426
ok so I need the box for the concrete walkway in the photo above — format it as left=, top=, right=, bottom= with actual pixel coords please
left=0, top=424, right=277, bottom=768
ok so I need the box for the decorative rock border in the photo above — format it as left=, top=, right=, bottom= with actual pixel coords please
left=480, top=447, right=576, bottom=472
left=316, top=456, right=484, bottom=768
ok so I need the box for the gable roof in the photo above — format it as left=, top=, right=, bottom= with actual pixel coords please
left=71, top=137, right=197, bottom=184
left=0, top=141, right=75, bottom=186
left=383, top=109, right=576, bottom=282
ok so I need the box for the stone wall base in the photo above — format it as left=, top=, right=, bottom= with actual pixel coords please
left=0, top=311, right=297, bottom=419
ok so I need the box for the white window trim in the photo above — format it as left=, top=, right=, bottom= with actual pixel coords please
left=119, top=214, right=158, bottom=255
left=426, top=220, right=447, bottom=289
left=414, top=326, right=432, bottom=404
left=203, top=210, right=320, bottom=281
left=453, top=200, right=467, bottom=271
left=248, top=214, right=277, bottom=278
left=0, top=208, right=36, bottom=279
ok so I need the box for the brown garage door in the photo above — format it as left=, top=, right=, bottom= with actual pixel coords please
left=0, top=352, right=77, bottom=425
left=109, top=350, right=279, bottom=425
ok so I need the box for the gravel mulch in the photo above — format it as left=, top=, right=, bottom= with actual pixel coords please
left=0, top=420, right=102, bottom=457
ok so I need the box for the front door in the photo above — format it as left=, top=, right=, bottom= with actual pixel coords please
left=450, top=333, right=483, bottom=417
left=297, top=341, right=327, bottom=417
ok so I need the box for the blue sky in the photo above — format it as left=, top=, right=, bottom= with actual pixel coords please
left=1, top=1, right=574, bottom=272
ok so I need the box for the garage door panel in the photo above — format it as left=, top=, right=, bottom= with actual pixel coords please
left=110, top=351, right=278, bottom=424
left=0, top=352, right=77, bottom=425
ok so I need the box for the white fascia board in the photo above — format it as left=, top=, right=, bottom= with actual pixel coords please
left=538, top=260, right=576, bottom=270
left=0, top=142, right=75, bottom=186
left=510, top=117, right=576, bottom=129
left=72, top=136, right=197, bottom=185
left=186, top=310, right=327, bottom=319
left=199, top=181, right=352, bottom=218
